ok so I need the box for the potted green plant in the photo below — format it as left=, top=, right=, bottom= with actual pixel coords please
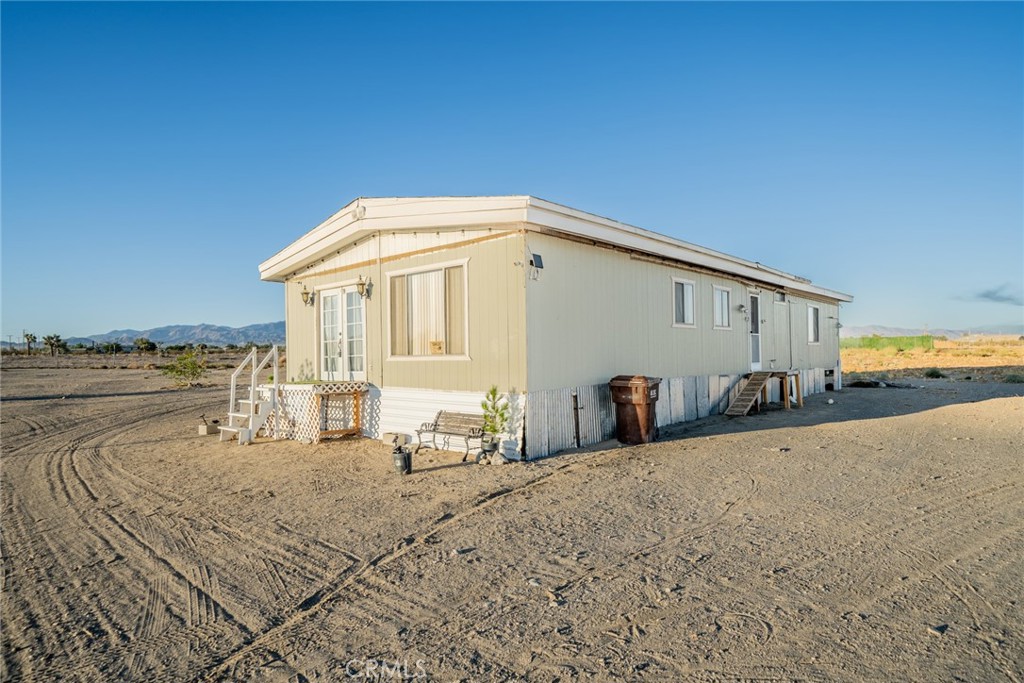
left=481, top=385, right=509, bottom=454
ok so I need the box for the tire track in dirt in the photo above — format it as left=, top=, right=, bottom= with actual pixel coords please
left=189, top=448, right=640, bottom=681
left=5, top=472, right=137, bottom=680
left=784, top=474, right=1019, bottom=577
left=190, top=451, right=757, bottom=682
left=1, top=392, right=238, bottom=682
left=47, top=396, right=375, bottom=679
left=888, top=531, right=1023, bottom=683
left=59, top=442, right=260, bottom=646
left=135, top=575, right=172, bottom=640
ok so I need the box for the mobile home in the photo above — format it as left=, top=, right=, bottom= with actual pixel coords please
left=255, top=196, right=852, bottom=459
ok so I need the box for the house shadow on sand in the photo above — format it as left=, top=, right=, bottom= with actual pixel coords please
left=562, top=377, right=1023, bottom=456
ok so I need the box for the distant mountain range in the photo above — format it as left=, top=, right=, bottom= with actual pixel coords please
left=81, top=321, right=284, bottom=346
left=840, top=323, right=1024, bottom=339
left=48, top=322, right=284, bottom=347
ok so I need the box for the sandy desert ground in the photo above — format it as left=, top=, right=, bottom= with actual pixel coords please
left=841, top=336, right=1024, bottom=382
left=2, top=358, right=1023, bottom=682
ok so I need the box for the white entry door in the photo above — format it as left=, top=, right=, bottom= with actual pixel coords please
left=749, top=292, right=762, bottom=371
left=320, top=287, right=366, bottom=381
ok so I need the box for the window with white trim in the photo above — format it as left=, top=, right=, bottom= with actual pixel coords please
left=808, top=305, right=820, bottom=343
left=672, top=278, right=695, bottom=326
left=713, top=286, right=731, bottom=328
left=389, top=264, right=466, bottom=356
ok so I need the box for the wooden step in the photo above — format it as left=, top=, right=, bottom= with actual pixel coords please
left=725, top=372, right=773, bottom=417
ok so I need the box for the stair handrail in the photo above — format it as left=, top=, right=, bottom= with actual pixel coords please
left=228, top=346, right=259, bottom=417
left=249, top=345, right=279, bottom=431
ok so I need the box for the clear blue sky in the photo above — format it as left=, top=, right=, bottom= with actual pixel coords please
left=2, top=1, right=1022, bottom=340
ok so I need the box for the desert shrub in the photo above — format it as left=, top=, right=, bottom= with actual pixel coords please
left=162, top=350, right=208, bottom=387
left=1004, top=374, right=1024, bottom=384
left=134, top=337, right=157, bottom=354
left=923, top=368, right=945, bottom=379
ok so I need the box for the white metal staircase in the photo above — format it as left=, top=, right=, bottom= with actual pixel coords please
left=219, top=346, right=280, bottom=445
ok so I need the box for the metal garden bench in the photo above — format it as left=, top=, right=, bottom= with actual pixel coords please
left=415, top=411, right=487, bottom=461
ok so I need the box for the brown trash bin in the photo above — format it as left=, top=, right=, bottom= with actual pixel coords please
left=609, top=375, right=661, bottom=445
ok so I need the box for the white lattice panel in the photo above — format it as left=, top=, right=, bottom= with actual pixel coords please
left=265, top=383, right=368, bottom=444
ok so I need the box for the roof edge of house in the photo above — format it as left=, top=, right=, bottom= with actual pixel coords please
left=259, top=195, right=853, bottom=303
left=524, top=197, right=853, bottom=302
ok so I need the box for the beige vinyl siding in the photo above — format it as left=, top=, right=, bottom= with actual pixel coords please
left=389, top=276, right=409, bottom=356
left=771, top=294, right=792, bottom=370
left=284, top=280, right=318, bottom=382
left=445, top=266, right=465, bottom=355
left=789, top=297, right=840, bottom=369
left=525, top=233, right=755, bottom=392
left=283, top=230, right=527, bottom=393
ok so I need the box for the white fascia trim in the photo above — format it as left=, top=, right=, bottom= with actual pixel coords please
left=261, top=195, right=853, bottom=305
left=260, top=197, right=365, bottom=282
left=524, top=197, right=853, bottom=303
left=259, top=196, right=530, bottom=282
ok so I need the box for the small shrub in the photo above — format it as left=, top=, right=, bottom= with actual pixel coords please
left=162, top=350, right=208, bottom=387
left=481, top=385, right=510, bottom=436
left=1004, top=374, right=1024, bottom=384
left=923, top=368, right=945, bottom=379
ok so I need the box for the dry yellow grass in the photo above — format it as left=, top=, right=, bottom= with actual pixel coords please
left=842, top=335, right=1024, bottom=380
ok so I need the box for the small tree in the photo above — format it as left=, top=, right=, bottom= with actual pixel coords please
left=134, top=337, right=156, bottom=354
left=481, top=385, right=510, bottom=437
left=24, top=332, right=36, bottom=355
left=102, top=341, right=124, bottom=356
left=162, top=349, right=208, bottom=387
left=43, top=334, right=64, bottom=357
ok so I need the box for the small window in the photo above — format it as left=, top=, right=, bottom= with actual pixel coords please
left=774, top=291, right=786, bottom=303
left=713, top=286, right=731, bottom=328
left=672, top=278, right=695, bottom=326
left=389, top=264, right=466, bottom=357
left=808, top=305, right=820, bottom=343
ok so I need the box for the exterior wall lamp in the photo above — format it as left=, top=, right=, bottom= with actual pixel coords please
left=301, top=285, right=315, bottom=307
left=356, top=275, right=371, bottom=299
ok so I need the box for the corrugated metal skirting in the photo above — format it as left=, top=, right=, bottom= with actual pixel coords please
left=524, top=385, right=616, bottom=460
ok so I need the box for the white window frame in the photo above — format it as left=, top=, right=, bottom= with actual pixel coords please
left=713, top=286, right=732, bottom=330
left=808, top=304, right=821, bottom=344
left=671, top=277, right=696, bottom=328
left=386, top=258, right=471, bottom=361
left=774, top=291, right=787, bottom=304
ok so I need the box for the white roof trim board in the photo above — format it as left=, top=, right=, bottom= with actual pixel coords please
left=259, top=196, right=853, bottom=302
